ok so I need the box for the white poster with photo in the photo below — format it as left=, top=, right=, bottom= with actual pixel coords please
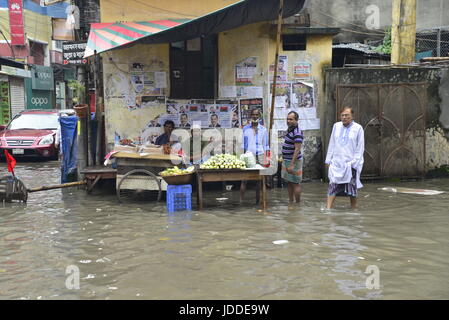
left=188, top=100, right=214, bottom=128
left=291, top=81, right=316, bottom=119
left=269, top=82, right=291, bottom=109
left=235, top=57, right=257, bottom=86
left=237, top=86, right=263, bottom=98
left=142, top=72, right=163, bottom=95
left=269, top=55, right=288, bottom=82
left=131, top=72, right=144, bottom=94
left=215, top=99, right=238, bottom=128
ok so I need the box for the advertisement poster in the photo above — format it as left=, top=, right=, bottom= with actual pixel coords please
left=291, top=82, right=316, bottom=119
left=8, top=0, right=25, bottom=45
left=269, top=55, right=287, bottom=82
left=270, top=82, right=291, bottom=109
left=236, top=86, right=263, bottom=98
left=188, top=100, right=214, bottom=128
left=235, top=57, right=257, bottom=86
left=215, top=99, right=238, bottom=128
left=142, top=72, right=163, bottom=95
left=239, top=98, right=264, bottom=127
left=293, top=62, right=312, bottom=80
left=130, top=72, right=144, bottom=94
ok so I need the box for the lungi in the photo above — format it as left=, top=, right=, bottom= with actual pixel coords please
left=328, top=168, right=358, bottom=197
left=281, top=158, right=303, bottom=184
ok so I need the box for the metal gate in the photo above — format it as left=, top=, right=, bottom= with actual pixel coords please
left=336, top=83, right=427, bottom=178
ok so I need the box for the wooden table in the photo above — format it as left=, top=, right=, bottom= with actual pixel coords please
left=196, top=169, right=267, bottom=210
left=80, top=166, right=117, bottom=193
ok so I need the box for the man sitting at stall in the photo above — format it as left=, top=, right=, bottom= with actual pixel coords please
left=240, top=107, right=270, bottom=202
left=155, top=120, right=177, bottom=146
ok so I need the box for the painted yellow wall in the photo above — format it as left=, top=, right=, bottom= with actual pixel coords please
left=268, top=33, right=333, bottom=130
left=0, top=10, right=54, bottom=50
left=102, top=43, right=169, bottom=147
left=100, top=0, right=241, bottom=21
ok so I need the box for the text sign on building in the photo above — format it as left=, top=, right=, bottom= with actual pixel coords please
left=31, top=65, right=54, bottom=91
left=62, top=42, right=88, bottom=65
left=8, top=0, right=25, bottom=45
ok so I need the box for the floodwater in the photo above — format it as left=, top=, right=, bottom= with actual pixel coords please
left=1, top=161, right=449, bottom=300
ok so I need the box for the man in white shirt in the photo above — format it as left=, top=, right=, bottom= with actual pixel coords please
left=240, top=108, right=269, bottom=202
left=325, top=107, right=365, bottom=209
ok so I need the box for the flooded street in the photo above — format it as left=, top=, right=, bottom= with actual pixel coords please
left=1, top=161, right=449, bottom=300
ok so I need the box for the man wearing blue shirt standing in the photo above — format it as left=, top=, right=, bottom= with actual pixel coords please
left=240, top=108, right=270, bottom=202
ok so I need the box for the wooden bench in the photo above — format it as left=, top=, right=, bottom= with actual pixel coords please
left=80, top=166, right=117, bottom=193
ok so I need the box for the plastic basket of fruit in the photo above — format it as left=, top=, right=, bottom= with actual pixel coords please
left=159, top=166, right=195, bottom=185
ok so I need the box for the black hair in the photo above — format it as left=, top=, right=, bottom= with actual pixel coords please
left=288, top=111, right=299, bottom=121
left=164, top=120, right=175, bottom=127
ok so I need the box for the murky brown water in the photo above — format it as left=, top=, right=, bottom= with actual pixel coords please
left=1, top=161, right=449, bottom=300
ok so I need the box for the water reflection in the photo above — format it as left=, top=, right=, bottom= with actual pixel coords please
left=1, top=162, right=449, bottom=299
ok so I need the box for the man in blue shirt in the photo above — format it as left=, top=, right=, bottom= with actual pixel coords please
left=240, top=108, right=269, bottom=202
left=155, top=120, right=176, bottom=145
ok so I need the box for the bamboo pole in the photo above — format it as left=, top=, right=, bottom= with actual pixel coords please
left=269, top=0, right=284, bottom=146
left=27, top=181, right=87, bottom=193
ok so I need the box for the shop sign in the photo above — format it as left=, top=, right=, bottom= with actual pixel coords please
left=31, top=65, right=54, bottom=91
left=0, top=65, right=31, bottom=78
left=62, top=42, right=87, bottom=65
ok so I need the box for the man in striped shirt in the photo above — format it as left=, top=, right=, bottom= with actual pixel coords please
left=281, top=111, right=303, bottom=203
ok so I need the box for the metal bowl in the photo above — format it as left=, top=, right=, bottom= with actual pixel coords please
left=160, top=172, right=194, bottom=185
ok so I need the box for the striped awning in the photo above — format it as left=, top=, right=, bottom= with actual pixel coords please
left=83, top=19, right=190, bottom=57
left=83, top=0, right=307, bottom=58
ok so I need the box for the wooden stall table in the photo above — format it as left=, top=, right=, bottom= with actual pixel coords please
left=80, top=165, right=117, bottom=193
left=111, top=152, right=182, bottom=202
left=196, top=168, right=267, bottom=210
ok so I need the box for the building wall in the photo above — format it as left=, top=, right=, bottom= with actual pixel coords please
left=308, top=0, right=449, bottom=43
left=102, top=43, right=169, bottom=148
left=100, top=0, right=240, bottom=21
left=323, top=66, right=449, bottom=176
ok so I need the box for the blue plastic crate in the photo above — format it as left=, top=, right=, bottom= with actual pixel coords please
left=166, top=184, right=192, bottom=212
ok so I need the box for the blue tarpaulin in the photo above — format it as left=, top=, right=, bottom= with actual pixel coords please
left=60, top=116, right=78, bottom=183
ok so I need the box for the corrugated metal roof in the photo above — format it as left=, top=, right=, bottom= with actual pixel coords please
left=333, top=43, right=386, bottom=55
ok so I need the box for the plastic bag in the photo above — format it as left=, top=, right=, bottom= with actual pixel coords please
left=240, top=151, right=257, bottom=168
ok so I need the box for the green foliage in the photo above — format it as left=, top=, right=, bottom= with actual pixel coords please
left=67, top=80, right=85, bottom=104
left=375, top=27, right=392, bottom=55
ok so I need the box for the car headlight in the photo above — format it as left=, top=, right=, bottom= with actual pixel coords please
left=39, top=135, right=54, bottom=145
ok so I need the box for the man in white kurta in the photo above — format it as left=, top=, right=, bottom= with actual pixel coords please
left=325, top=107, right=364, bottom=209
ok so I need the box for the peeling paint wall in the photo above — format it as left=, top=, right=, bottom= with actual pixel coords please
left=102, top=43, right=169, bottom=150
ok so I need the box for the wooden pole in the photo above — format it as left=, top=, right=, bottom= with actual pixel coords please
left=391, top=0, right=417, bottom=64
left=269, top=0, right=284, bottom=146
left=27, top=181, right=87, bottom=193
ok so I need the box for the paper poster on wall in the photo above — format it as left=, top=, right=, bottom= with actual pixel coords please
left=154, top=71, right=167, bottom=89
left=140, top=96, right=166, bottom=108
left=293, top=62, right=311, bottom=80
left=269, top=82, right=291, bottom=109
left=215, top=99, right=238, bottom=128
left=189, top=100, right=214, bottom=128
left=131, top=72, right=144, bottom=94
left=237, top=86, right=263, bottom=98
left=142, top=72, right=163, bottom=95
left=219, top=86, right=237, bottom=98
left=239, top=98, right=264, bottom=127
left=291, top=81, right=316, bottom=119
left=269, top=55, right=288, bottom=82
left=235, top=57, right=257, bottom=86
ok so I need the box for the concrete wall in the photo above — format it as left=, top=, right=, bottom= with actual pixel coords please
left=100, top=0, right=240, bottom=21
left=308, top=0, right=449, bottom=43
left=323, top=66, right=449, bottom=176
